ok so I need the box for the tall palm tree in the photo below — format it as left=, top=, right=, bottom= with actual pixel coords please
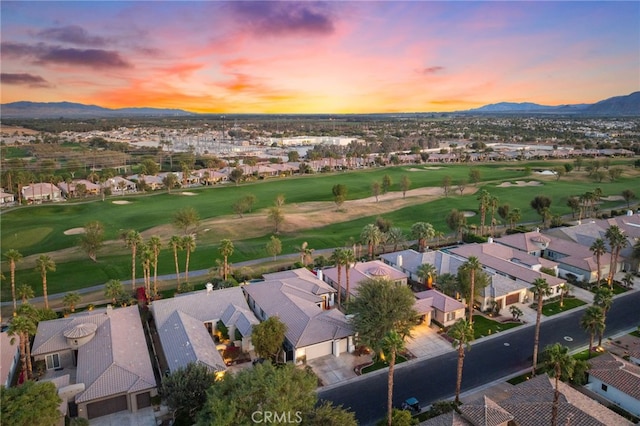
left=331, top=248, right=346, bottom=308
left=360, top=224, right=382, bottom=260
left=544, top=343, right=575, bottom=426
left=139, top=243, right=153, bottom=301
left=169, top=235, right=183, bottom=291
left=296, top=241, right=314, bottom=266
left=530, top=278, right=552, bottom=376
left=343, top=249, right=356, bottom=308
left=17, top=283, right=34, bottom=304
left=124, top=230, right=143, bottom=292
left=489, top=195, right=499, bottom=237
left=581, top=305, right=605, bottom=359
left=477, top=190, right=490, bottom=236
left=416, top=263, right=437, bottom=290
left=182, top=235, right=196, bottom=284
left=507, top=208, right=521, bottom=230
left=4, top=249, right=23, bottom=314
left=461, top=256, right=481, bottom=324
left=385, top=227, right=406, bottom=252
left=589, top=238, right=607, bottom=285
left=35, top=254, right=56, bottom=309
left=605, top=225, right=628, bottom=287
left=593, top=285, right=613, bottom=347
left=148, top=236, right=162, bottom=297
left=8, top=314, right=36, bottom=380
left=448, top=318, right=474, bottom=404
left=381, top=330, right=405, bottom=426
left=219, top=239, right=234, bottom=281
left=411, top=222, right=435, bottom=253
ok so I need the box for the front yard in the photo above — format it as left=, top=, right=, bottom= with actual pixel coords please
left=472, top=315, right=522, bottom=339
left=541, top=297, right=586, bottom=316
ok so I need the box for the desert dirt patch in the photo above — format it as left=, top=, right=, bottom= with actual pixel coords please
left=64, top=228, right=85, bottom=235
left=180, top=192, right=197, bottom=196
left=112, top=200, right=131, bottom=205
left=497, top=181, right=543, bottom=188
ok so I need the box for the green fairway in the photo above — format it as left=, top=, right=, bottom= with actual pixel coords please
left=1, top=161, right=638, bottom=301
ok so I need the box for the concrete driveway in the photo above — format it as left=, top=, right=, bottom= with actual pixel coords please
left=405, top=323, right=455, bottom=358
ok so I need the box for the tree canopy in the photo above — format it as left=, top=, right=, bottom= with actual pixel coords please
left=162, top=362, right=216, bottom=422
left=252, top=316, right=287, bottom=362
left=1, top=381, right=62, bottom=426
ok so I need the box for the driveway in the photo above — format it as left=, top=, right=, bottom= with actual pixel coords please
left=405, top=323, right=455, bottom=358
left=88, top=406, right=167, bottom=426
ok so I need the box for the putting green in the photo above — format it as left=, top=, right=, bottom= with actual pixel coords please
left=3, top=227, right=53, bottom=250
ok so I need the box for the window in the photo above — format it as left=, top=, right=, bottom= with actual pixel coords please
left=601, top=383, right=608, bottom=392
left=46, top=353, right=60, bottom=370
left=446, top=312, right=456, bottom=322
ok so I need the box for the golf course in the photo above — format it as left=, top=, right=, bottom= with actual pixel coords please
left=1, top=160, right=638, bottom=303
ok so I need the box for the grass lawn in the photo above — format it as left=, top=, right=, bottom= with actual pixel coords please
left=612, top=283, right=629, bottom=295
left=541, top=297, right=587, bottom=316
left=361, top=355, right=408, bottom=374
left=472, top=315, right=522, bottom=339
left=2, top=161, right=638, bottom=300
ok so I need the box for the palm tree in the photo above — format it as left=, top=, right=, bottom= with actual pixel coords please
left=477, top=190, right=490, bottom=236
left=416, top=263, right=437, bottom=290
left=17, top=283, right=34, bottom=304
left=381, top=330, right=405, bottom=426
left=530, top=278, right=552, bottom=376
left=361, top=223, right=382, bottom=260
left=593, top=286, right=613, bottom=347
left=544, top=343, right=576, bottom=426
left=4, top=249, right=23, bottom=314
left=411, top=222, right=435, bottom=253
left=622, top=272, right=635, bottom=289
left=104, top=279, right=124, bottom=304
left=148, top=236, right=162, bottom=297
left=581, top=305, right=605, bottom=358
left=139, top=243, right=153, bottom=301
left=448, top=318, right=474, bottom=404
left=489, top=196, right=499, bottom=237
left=63, top=291, right=81, bottom=313
left=507, top=208, right=521, bottom=230
left=605, top=225, right=628, bottom=287
left=296, top=241, right=314, bottom=266
left=169, top=235, right=183, bottom=291
left=460, top=256, right=481, bottom=324
left=385, top=227, right=406, bottom=252
left=219, top=239, right=234, bottom=281
left=8, top=314, right=36, bottom=380
left=331, top=248, right=346, bottom=308
left=343, top=249, right=356, bottom=308
left=35, top=254, right=56, bottom=309
left=182, top=235, right=196, bottom=284
left=124, top=230, right=143, bottom=292
left=589, top=238, right=607, bottom=285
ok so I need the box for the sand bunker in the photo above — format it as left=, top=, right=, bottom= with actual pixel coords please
left=180, top=192, right=197, bottom=196
left=64, top=228, right=85, bottom=235
left=407, top=167, right=442, bottom=171
left=601, top=195, right=625, bottom=201
left=497, top=181, right=543, bottom=188
left=463, top=211, right=477, bottom=217
left=112, top=200, right=131, bottom=205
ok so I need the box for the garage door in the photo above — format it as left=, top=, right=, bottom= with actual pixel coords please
left=505, top=293, right=520, bottom=306
left=136, top=392, right=151, bottom=409
left=87, top=395, right=127, bottom=419
left=304, top=342, right=333, bottom=360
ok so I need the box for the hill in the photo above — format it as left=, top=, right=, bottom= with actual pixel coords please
left=0, top=101, right=194, bottom=118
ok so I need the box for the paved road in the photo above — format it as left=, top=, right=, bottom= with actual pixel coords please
left=317, top=289, right=640, bottom=425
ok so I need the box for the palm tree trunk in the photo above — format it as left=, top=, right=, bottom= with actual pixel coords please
left=25, top=333, right=33, bottom=379
left=11, top=262, right=17, bottom=314
left=153, top=254, right=158, bottom=297
left=588, top=333, right=594, bottom=359
left=336, top=266, right=342, bottom=309
left=552, top=373, right=560, bottom=426
left=455, top=345, right=465, bottom=404
left=173, top=248, right=181, bottom=290
left=387, top=350, right=396, bottom=426
left=223, top=255, right=228, bottom=281
left=131, top=246, right=137, bottom=292
left=185, top=249, right=191, bottom=283
left=468, top=270, right=475, bottom=324
left=42, top=273, right=49, bottom=309
left=532, top=296, right=543, bottom=377
left=345, top=267, right=351, bottom=308
left=19, top=335, right=27, bottom=380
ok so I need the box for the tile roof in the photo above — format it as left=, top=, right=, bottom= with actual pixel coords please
left=415, top=290, right=464, bottom=312
left=243, top=274, right=353, bottom=349
left=419, top=410, right=471, bottom=426
left=322, top=260, right=407, bottom=297
left=588, top=352, right=640, bottom=401
left=32, top=306, right=156, bottom=404
left=458, top=395, right=513, bottom=426
left=0, top=332, right=18, bottom=385
left=220, top=304, right=260, bottom=337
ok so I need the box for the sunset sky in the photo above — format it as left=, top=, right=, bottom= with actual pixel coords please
left=1, top=1, right=638, bottom=114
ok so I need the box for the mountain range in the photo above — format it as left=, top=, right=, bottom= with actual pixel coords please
left=1, top=92, right=638, bottom=119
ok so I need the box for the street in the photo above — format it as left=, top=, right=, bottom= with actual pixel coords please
left=317, top=289, right=640, bottom=425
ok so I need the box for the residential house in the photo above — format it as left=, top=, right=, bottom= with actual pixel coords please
left=586, top=352, right=640, bottom=417
left=321, top=260, right=408, bottom=303
left=421, top=373, right=632, bottom=426
left=243, top=268, right=354, bottom=363
left=450, top=242, right=565, bottom=311
left=31, top=306, right=157, bottom=421
left=21, top=182, right=62, bottom=203
left=103, top=176, right=137, bottom=194
left=150, top=285, right=259, bottom=374
left=58, top=179, right=102, bottom=198
left=0, top=190, right=15, bottom=206
left=414, top=290, right=465, bottom=327
left=0, top=330, right=19, bottom=387
left=127, top=174, right=165, bottom=190
left=495, top=230, right=608, bottom=284
left=380, top=249, right=463, bottom=285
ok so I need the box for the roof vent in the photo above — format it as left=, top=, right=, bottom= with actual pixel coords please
left=63, top=322, right=97, bottom=349
left=206, top=282, right=213, bottom=294
left=367, top=266, right=388, bottom=277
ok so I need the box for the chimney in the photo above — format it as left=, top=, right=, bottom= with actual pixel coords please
left=487, top=237, right=494, bottom=244
left=206, top=282, right=213, bottom=294
left=397, top=255, right=403, bottom=267
left=627, top=210, right=633, bottom=216
left=106, top=304, right=113, bottom=316
left=317, top=270, right=324, bottom=282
